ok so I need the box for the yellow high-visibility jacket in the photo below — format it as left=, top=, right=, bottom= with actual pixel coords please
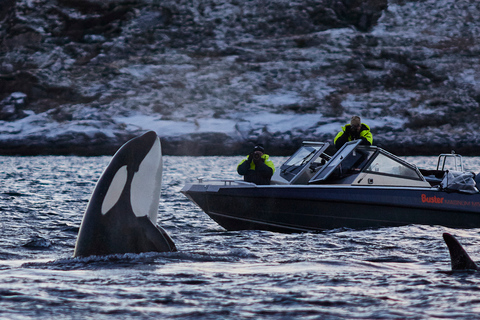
left=237, top=154, right=275, bottom=185
left=334, top=123, right=373, bottom=149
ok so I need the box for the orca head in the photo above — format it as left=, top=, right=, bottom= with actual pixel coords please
left=74, top=131, right=176, bottom=257
left=99, top=130, right=163, bottom=224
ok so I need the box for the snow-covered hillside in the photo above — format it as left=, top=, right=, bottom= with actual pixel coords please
left=1, top=0, right=479, bottom=155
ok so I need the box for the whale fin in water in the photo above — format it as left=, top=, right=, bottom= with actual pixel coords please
left=74, top=131, right=176, bottom=257
left=443, top=233, right=478, bottom=271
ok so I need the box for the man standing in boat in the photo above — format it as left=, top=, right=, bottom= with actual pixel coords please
left=237, top=144, right=275, bottom=185
left=334, top=115, right=373, bottom=149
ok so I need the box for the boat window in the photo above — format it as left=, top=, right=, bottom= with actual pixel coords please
left=365, top=153, right=420, bottom=179
left=309, top=140, right=363, bottom=183
left=310, top=152, right=331, bottom=170
left=279, top=144, right=327, bottom=182
left=344, top=148, right=375, bottom=172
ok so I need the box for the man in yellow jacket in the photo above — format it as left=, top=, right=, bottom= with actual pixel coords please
left=237, top=144, right=275, bottom=185
left=334, top=115, right=373, bottom=149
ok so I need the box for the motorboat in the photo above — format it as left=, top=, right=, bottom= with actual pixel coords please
left=181, top=140, right=480, bottom=233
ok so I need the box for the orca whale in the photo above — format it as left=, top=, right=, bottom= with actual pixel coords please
left=443, top=233, right=478, bottom=271
left=74, top=131, right=177, bottom=257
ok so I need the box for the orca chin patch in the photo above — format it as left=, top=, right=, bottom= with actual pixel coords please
left=131, top=136, right=162, bottom=221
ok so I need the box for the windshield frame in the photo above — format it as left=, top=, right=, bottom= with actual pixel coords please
left=278, top=142, right=330, bottom=184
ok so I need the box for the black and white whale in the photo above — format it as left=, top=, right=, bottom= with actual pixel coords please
left=74, top=131, right=177, bottom=257
left=443, top=233, right=478, bottom=271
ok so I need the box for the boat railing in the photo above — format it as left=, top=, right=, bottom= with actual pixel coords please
left=437, top=151, right=464, bottom=172
left=196, top=178, right=256, bottom=186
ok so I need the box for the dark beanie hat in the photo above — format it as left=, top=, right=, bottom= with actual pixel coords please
left=253, top=144, right=265, bottom=153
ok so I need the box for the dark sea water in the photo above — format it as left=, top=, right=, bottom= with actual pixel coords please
left=1, top=155, right=480, bottom=319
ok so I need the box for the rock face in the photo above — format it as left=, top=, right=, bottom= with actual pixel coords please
left=1, top=0, right=480, bottom=156
left=0, top=92, right=28, bottom=121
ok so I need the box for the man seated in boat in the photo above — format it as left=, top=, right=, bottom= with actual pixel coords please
left=237, top=144, right=275, bottom=185
left=334, top=115, right=373, bottom=149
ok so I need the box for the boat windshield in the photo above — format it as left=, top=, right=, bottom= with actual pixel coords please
left=309, top=140, right=425, bottom=184
left=310, top=140, right=365, bottom=182
left=279, top=143, right=328, bottom=182
left=365, top=152, right=421, bottom=179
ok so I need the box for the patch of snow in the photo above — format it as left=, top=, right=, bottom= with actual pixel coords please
left=115, top=112, right=329, bottom=137
left=366, top=116, right=406, bottom=130
left=0, top=111, right=118, bottom=140
left=323, top=28, right=356, bottom=48
left=114, top=114, right=238, bottom=136
left=253, top=92, right=302, bottom=106
left=459, top=69, right=477, bottom=85
left=238, top=112, right=321, bottom=133
left=314, top=121, right=343, bottom=135
left=11, top=92, right=27, bottom=99
left=119, top=64, right=196, bottom=78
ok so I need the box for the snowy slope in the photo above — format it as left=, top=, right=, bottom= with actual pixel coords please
left=0, top=0, right=479, bottom=155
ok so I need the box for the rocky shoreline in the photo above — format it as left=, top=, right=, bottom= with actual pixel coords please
left=0, top=128, right=479, bottom=157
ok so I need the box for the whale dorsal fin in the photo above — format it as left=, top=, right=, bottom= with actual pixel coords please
left=443, top=233, right=478, bottom=271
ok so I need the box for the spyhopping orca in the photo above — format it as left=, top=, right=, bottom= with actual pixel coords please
left=443, top=233, right=478, bottom=271
left=74, top=131, right=177, bottom=257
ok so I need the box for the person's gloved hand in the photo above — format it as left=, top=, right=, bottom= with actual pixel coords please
left=344, top=126, right=352, bottom=135
left=252, top=151, right=264, bottom=165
